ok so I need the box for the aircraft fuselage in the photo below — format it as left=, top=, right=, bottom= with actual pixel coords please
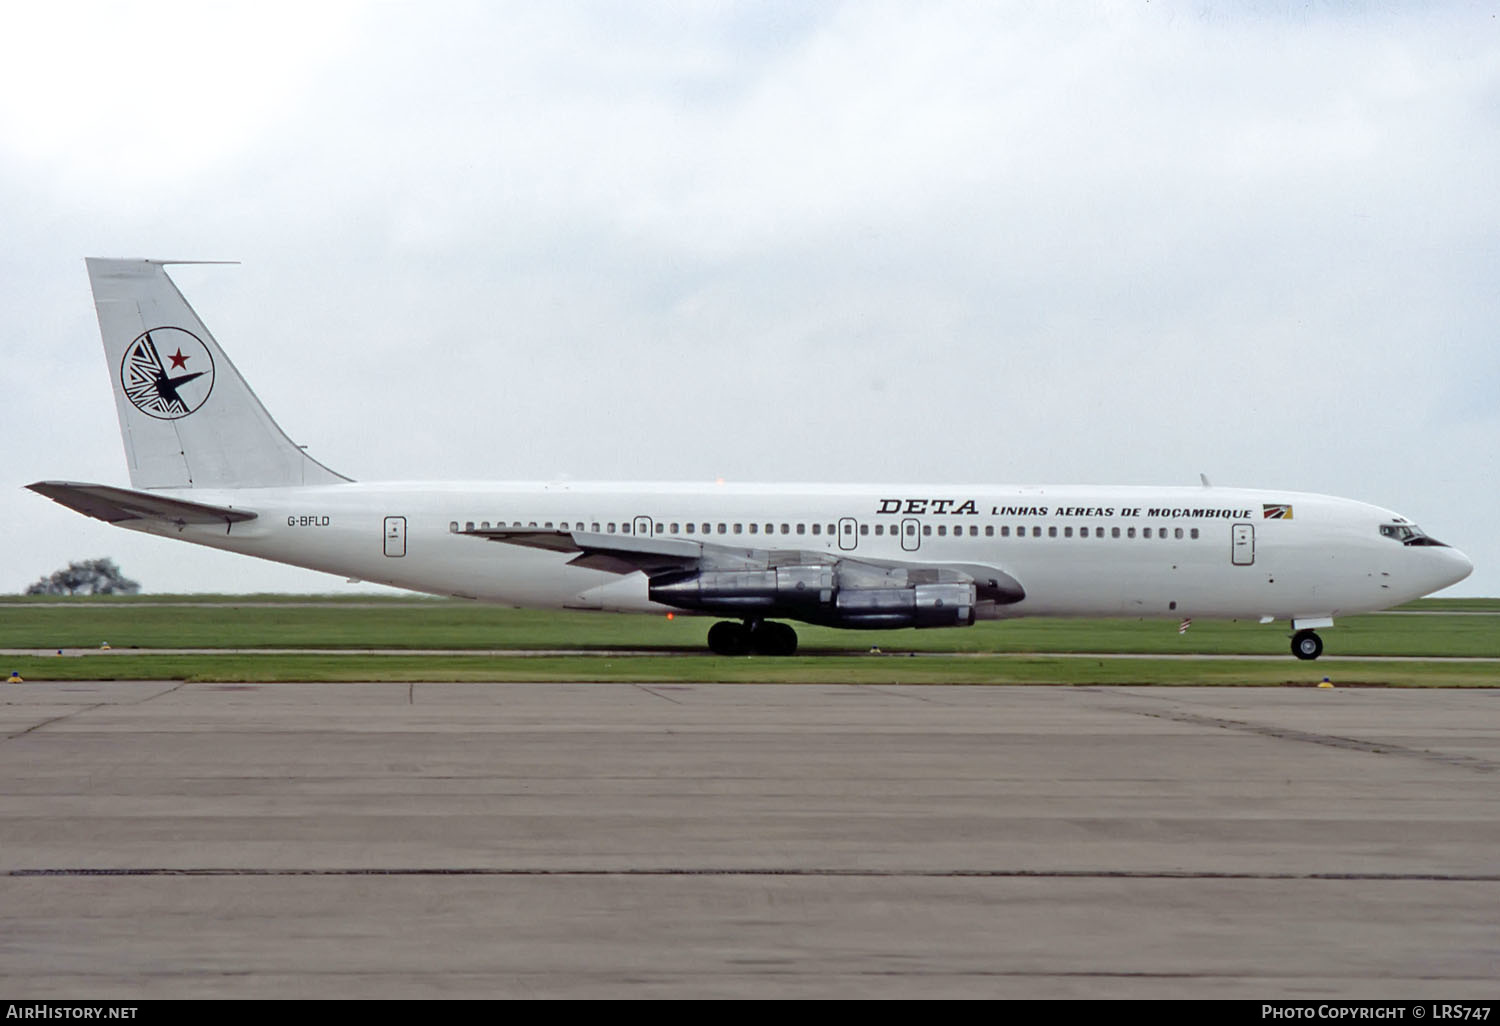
left=127, top=480, right=1469, bottom=623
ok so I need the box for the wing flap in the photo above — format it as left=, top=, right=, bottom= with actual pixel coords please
left=28, top=480, right=257, bottom=526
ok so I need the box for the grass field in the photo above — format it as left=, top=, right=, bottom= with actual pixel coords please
left=0, top=595, right=1495, bottom=685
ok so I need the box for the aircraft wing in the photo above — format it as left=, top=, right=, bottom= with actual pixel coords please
left=460, top=525, right=715, bottom=575
left=28, top=480, right=258, bottom=529
left=461, top=525, right=1024, bottom=605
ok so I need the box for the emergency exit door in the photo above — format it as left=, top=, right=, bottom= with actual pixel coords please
left=838, top=518, right=858, bottom=551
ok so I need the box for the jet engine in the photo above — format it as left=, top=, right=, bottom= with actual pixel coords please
left=648, top=563, right=981, bottom=629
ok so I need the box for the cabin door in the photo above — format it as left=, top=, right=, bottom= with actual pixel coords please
left=1231, top=523, right=1255, bottom=566
left=383, top=516, right=406, bottom=557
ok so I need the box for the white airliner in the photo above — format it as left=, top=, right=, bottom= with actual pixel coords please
left=30, top=259, right=1472, bottom=659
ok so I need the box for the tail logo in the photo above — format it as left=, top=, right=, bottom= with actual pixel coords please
left=120, top=327, right=215, bottom=420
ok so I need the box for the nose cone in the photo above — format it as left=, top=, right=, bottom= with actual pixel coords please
left=1429, top=545, right=1474, bottom=593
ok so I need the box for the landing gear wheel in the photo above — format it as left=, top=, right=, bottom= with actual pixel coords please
left=750, top=621, right=798, bottom=657
left=1291, top=630, right=1324, bottom=661
left=707, top=621, right=748, bottom=655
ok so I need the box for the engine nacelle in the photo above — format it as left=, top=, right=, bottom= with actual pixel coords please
left=648, top=565, right=835, bottom=612
left=826, top=582, right=976, bottom=629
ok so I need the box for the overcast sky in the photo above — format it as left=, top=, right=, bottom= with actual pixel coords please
left=3, top=1, right=1496, bottom=598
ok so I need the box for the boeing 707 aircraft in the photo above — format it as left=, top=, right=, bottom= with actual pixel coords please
left=29, top=259, right=1473, bottom=658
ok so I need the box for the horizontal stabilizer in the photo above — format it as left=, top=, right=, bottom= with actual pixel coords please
left=28, top=481, right=257, bottom=527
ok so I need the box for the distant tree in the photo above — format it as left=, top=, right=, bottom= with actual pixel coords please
left=26, top=558, right=140, bottom=596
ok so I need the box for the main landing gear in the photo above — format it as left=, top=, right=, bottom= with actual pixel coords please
left=707, top=619, right=799, bottom=656
left=1291, top=629, right=1324, bottom=661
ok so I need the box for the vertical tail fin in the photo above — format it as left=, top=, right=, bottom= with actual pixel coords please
left=86, top=258, right=349, bottom=489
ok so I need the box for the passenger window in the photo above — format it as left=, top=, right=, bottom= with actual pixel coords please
left=748, top=523, right=757, bottom=534
left=1127, top=528, right=1136, bottom=539
left=1143, top=528, right=1152, bottom=539
left=1191, top=528, right=1199, bottom=540
left=1079, top=527, right=1088, bottom=538
left=1175, top=528, right=1184, bottom=539
left=685, top=523, right=695, bottom=534
left=545, top=522, right=553, bottom=529
left=1048, top=526, right=1058, bottom=538
left=449, top=521, right=458, bottom=533
left=986, top=526, right=995, bottom=537
left=874, top=524, right=884, bottom=536
left=796, top=524, right=805, bottom=535
left=937, top=525, right=947, bottom=537
left=780, top=524, right=790, bottom=534
left=860, top=524, right=869, bottom=536
left=669, top=523, right=678, bottom=533
left=811, top=524, right=821, bottom=535
left=702, top=524, right=711, bottom=534
left=607, top=523, right=616, bottom=533
left=922, top=525, right=931, bottom=536
left=622, top=523, right=631, bottom=534
left=1064, top=527, right=1073, bottom=538
left=591, top=522, right=600, bottom=533
left=718, top=524, right=727, bottom=534
left=655, top=523, right=665, bottom=533
left=733, top=524, right=743, bottom=534
left=828, top=524, right=836, bottom=536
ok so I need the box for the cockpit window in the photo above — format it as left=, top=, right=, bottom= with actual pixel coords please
left=1379, top=523, right=1448, bottom=547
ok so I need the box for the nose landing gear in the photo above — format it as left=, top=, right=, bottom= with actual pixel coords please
left=1291, top=629, right=1324, bottom=661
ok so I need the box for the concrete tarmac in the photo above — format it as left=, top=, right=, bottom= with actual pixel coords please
left=2, top=681, right=1498, bottom=999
